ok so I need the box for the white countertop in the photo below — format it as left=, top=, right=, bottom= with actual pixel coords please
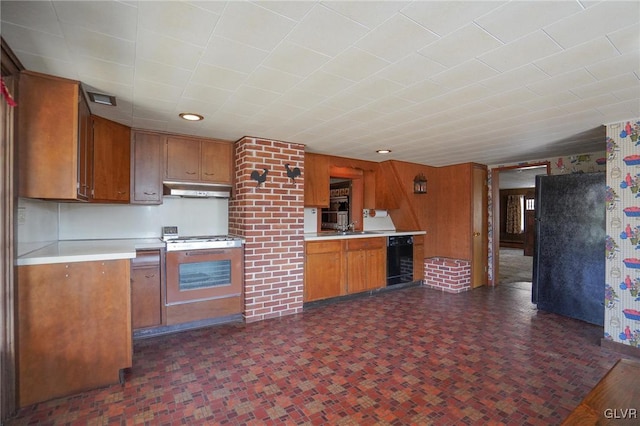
left=17, top=238, right=165, bottom=266
left=304, top=230, right=426, bottom=241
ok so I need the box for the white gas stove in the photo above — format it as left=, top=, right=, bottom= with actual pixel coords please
left=162, top=227, right=243, bottom=251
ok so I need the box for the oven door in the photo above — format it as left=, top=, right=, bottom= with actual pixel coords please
left=166, top=248, right=243, bottom=305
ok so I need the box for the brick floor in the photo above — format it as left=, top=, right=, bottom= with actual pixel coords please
left=7, top=285, right=631, bottom=425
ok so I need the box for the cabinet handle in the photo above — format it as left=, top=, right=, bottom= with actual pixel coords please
left=473, top=232, right=481, bottom=237
left=143, top=192, right=157, bottom=195
left=204, top=172, right=215, bottom=176
left=145, top=274, right=155, bottom=278
left=118, top=191, right=127, bottom=195
left=186, top=171, right=197, bottom=175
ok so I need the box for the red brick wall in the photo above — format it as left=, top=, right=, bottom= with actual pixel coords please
left=229, top=137, right=305, bottom=322
left=424, top=257, right=471, bottom=293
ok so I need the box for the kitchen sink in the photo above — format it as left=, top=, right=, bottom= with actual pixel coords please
left=319, top=230, right=381, bottom=236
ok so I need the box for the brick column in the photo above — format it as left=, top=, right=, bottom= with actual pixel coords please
left=424, top=257, right=471, bottom=293
left=229, top=137, right=305, bottom=322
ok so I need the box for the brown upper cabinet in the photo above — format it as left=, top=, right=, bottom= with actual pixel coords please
left=303, top=153, right=330, bottom=207
left=165, top=136, right=233, bottom=185
left=91, top=116, right=130, bottom=203
left=130, top=131, right=164, bottom=205
left=18, top=71, right=93, bottom=201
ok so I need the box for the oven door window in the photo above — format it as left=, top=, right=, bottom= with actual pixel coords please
left=179, top=260, right=231, bottom=291
left=166, top=249, right=243, bottom=305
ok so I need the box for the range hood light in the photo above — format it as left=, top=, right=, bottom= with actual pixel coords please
left=179, top=112, right=204, bottom=121
left=376, top=149, right=392, bottom=154
left=87, top=91, right=116, bottom=106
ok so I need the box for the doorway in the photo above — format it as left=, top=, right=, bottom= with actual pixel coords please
left=491, top=163, right=549, bottom=288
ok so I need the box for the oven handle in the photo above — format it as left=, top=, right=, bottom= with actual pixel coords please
left=184, top=249, right=228, bottom=256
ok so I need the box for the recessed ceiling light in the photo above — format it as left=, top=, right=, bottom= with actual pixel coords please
left=87, top=91, right=116, bottom=106
left=376, top=149, right=392, bottom=154
left=179, top=112, right=204, bottom=121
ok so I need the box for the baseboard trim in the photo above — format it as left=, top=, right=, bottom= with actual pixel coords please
left=600, top=338, right=640, bottom=359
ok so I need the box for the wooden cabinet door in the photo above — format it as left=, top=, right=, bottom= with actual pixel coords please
left=131, top=264, right=161, bottom=329
left=304, top=153, right=330, bottom=207
left=347, top=250, right=368, bottom=294
left=18, top=71, right=88, bottom=200
left=91, top=116, right=130, bottom=202
left=367, top=246, right=386, bottom=289
left=131, top=131, right=163, bottom=204
left=18, top=260, right=132, bottom=407
left=304, top=241, right=343, bottom=302
left=165, top=136, right=200, bottom=181
left=201, top=140, right=233, bottom=184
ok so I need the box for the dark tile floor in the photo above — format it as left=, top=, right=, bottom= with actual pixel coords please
left=8, top=285, right=631, bottom=425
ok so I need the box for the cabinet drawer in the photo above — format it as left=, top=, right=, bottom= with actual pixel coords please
left=346, top=237, right=385, bottom=251
left=305, top=240, right=342, bottom=255
left=131, top=250, right=160, bottom=267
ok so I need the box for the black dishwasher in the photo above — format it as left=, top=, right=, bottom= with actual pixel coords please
left=387, top=235, right=414, bottom=285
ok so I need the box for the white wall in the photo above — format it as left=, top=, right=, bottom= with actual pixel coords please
left=17, top=197, right=230, bottom=252
left=59, top=197, right=229, bottom=239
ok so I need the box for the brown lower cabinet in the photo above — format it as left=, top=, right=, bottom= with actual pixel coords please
left=17, top=260, right=132, bottom=407
left=413, top=234, right=425, bottom=281
left=131, top=250, right=163, bottom=329
left=304, top=237, right=386, bottom=302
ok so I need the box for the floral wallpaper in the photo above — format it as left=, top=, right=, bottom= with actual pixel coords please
left=604, top=119, right=640, bottom=348
left=487, top=149, right=607, bottom=283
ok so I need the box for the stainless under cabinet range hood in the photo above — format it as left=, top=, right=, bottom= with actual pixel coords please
left=163, top=182, right=232, bottom=198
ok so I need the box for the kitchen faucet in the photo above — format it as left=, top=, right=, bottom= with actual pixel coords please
left=336, top=221, right=357, bottom=232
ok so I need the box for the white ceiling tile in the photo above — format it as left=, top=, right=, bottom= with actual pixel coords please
left=418, top=23, right=502, bottom=68
left=0, top=0, right=62, bottom=35
left=11, top=51, right=79, bottom=81
left=356, top=14, right=439, bottom=63
left=217, top=99, right=264, bottom=117
left=535, top=37, right=620, bottom=76
left=479, top=31, right=562, bottom=73
left=377, top=53, right=447, bottom=86
left=321, top=48, right=390, bottom=82
left=607, top=24, right=640, bottom=54
left=135, top=58, right=194, bottom=88
left=401, top=1, right=505, bottom=36
left=611, top=85, right=640, bottom=103
left=321, top=1, right=410, bottom=29
left=0, top=23, right=71, bottom=63
left=182, top=83, right=232, bottom=106
left=307, top=105, right=347, bottom=122
left=190, top=63, right=248, bottom=91
left=133, top=79, right=184, bottom=103
left=527, top=69, right=597, bottom=96
left=136, top=29, right=204, bottom=70
left=189, top=1, right=227, bottom=15
left=348, top=78, right=403, bottom=101
left=286, top=4, right=369, bottom=57
left=244, top=67, right=303, bottom=93
left=475, top=1, right=582, bottom=43
left=294, top=71, right=354, bottom=98
left=62, top=25, right=135, bottom=66
left=519, top=91, right=581, bottom=112
left=255, top=1, right=315, bottom=21
left=213, top=1, right=296, bottom=51
left=396, top=80, right=449, bottom=103
left=571, top=73, right=640, bottom=100
left=261, top=102, right=306, bottom=120
left=544, top=1, right=640, bottom=48
left=480, top=65, right=549, bottom=93
left=277, top=89, right=327, bottom=109
left=366, top=96, right=415, bottom=115
left=598, top=99, right=640, bottom=121
left=262, top=42, right=331, bottom=77
left=587, top=52, right=640, bottom=81
left=200, top=36, right=270, bottom=74
left=430, top=59, right=499, bottom=88
left=232, top=85, right=281, bottom=106
left=76, top=57, right=134, bottom=86
left=52, top=0, right=137, bottom=40
left=482, top=87, right=539, bottom=109
left=138, top=1, right=219, bottom=47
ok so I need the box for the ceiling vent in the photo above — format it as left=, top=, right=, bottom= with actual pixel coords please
left=87, top=91, right=116, bottom=106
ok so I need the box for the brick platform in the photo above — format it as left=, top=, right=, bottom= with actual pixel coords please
left=423, top=257, right=471, bottom=293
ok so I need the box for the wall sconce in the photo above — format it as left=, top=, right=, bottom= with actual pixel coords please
left=413, top=173, right=427, bottom=194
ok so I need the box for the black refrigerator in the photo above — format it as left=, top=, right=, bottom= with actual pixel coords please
left=532, top=172, right=605, bottom=326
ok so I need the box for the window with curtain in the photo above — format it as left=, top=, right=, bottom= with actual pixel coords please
left=506, top=195, right=523, bottom=234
